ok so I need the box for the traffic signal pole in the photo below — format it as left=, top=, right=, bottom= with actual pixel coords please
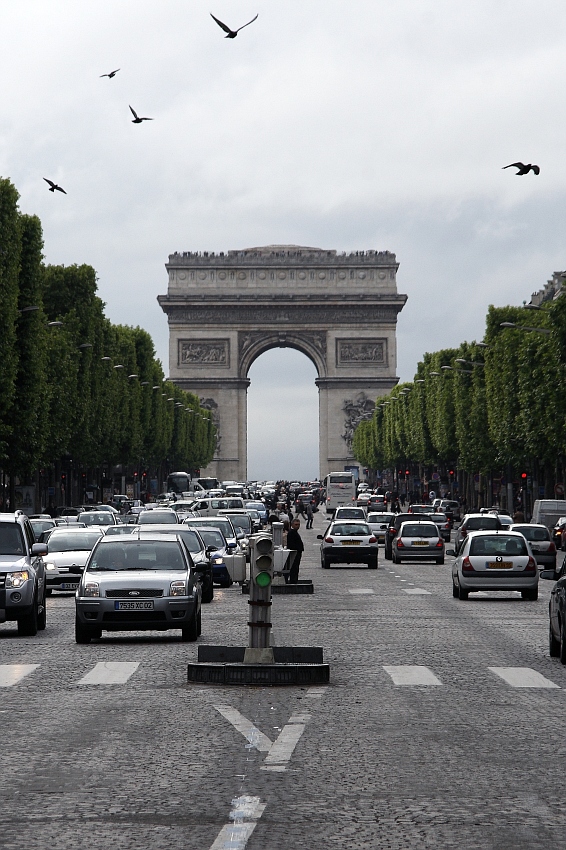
left=245, top=533, right=274, bottom=662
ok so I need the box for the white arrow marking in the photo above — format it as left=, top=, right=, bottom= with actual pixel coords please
left=0, top=664, right=39, bottom=687
left=262, top=714, right=311, bottom=769
left=209, top=796, right=266, bottom=850
left=214, top=705, right=272, bottom=752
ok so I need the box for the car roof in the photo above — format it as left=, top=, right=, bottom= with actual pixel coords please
left=465, top=529, right=524, bottom=537
left=400, top=520, right=437, bottom=528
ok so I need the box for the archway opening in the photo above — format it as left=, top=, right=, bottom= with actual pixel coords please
left=247, top=348, right=319, bottom=481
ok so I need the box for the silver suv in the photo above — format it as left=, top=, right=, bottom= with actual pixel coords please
left=0, top=512, right=48, bottom=636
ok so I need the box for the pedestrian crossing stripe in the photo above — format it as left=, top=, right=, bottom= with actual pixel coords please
left=0, top=663, right=563, bottom=689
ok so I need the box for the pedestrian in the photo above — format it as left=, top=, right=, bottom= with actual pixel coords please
left=305, top=501, right=314, bottom=529
left=296, top=498, right=306, bottom=518
left=513, top=509, right=525, bottom=523
left=286, top=518, right=304, bottom=584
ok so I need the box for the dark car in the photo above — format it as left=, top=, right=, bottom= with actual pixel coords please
left=542, top=565, right=566, bottom=661
left=384, top=512, right=435, bottom=559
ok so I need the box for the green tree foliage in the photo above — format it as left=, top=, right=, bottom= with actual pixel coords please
left=0, top=178, right=21, bottom=458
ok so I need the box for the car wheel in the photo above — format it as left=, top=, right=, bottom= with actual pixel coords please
left=182, top=610, right=199, bottom=642
left=521, top=589, right=538, bottom=601
left=391, top=551, right=398, bottom=564
left=18, top=596, right=38, bottom=636
left=384, top=547, right=392, bottom=561
left=549, top=622, right=561, bottom=657
left=45, top=589, right=53, bottom=596
left=436, top=557, right=445, bottom=565
left=367, top=559, right=378, bottom=569
left=37, top=588, right=47, bottom=631
left=202, top=581, right=214, bottom=603
left=560, top=622, right=566, bottom=665
left=75, top=616, right=94, bottom=644
left=452, top=580, right=459, bottom=598
left=458, top=582, right=468, bottom=600
left=321, top=557, right=330, bottom=569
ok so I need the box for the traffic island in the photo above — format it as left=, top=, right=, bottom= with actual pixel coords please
left=187, top=527, right=329, bottom=686
left=241, top=579, right=314, bottom=595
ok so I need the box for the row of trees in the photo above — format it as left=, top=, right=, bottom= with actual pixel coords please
left=352, top=296, right=566, bottom=508
left=0, top=177, right=216, bottom=504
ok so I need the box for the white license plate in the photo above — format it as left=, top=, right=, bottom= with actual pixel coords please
left=114, top=600, right=154, bottom=610
left=60, top=582, right=79, bottom=590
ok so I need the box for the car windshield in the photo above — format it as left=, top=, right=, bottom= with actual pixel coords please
left=0, top=524, right=25, bottom=555
left=138, top=511, right=177, bottom=524
left=89, top=542, right=186, bottom=570
left=47, top=532, right=102, bottom=552
left=368, top=514, right=394, bottom=524
left=228, top=515, right=251, bottom=533
left=336, top=509, right=364, bottom=518
left=81, top=512, right=114, bottom=526
left=469, top=535, right=528, bottom=556
left=188, top=518, right=235, bottom=539
left=331, top=524, right=370, bottom=536
left=514, top=526, right=549, bottom=542
left=466, top=517, right=499, bottom=530
left=104, top=526, right=134, bottom=536
left=401, top=524, right=437, bottom=538
left=198, top=530, right=226, bottom=549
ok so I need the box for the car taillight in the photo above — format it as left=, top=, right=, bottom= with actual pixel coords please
left=462, top=556, right=474, bottom=572
left=524, top=556, right=537, bottom=572
left=325, top=536, right=334, bottom=543
left=435, top=540, right=443, bottom=548
left=461, top=529, right=467, bottom=536
left=368, top=536, right=377, bottom=543
left=397, top=540, right=404, bottom=548
left=444, top=523, right=450, bottom=529
left=548, top=542, right=556, bottom=553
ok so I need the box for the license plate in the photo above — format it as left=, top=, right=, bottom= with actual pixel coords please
left=60, top=582, right=79, bottom=590
left=114, top=600, right=155, bottom=610
left=341, top=540, right=361, bottom=546
left=486, top=561, right=513, bottom=569
left=412, top=541, right=428, bottom=546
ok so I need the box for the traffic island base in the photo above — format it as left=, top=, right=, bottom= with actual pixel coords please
left=187, top=645, right=330, bottom=686
left=241, top=579, right=314, bottom=595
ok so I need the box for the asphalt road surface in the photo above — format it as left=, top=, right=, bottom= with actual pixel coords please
left=1, top=512, right=565, bottom=850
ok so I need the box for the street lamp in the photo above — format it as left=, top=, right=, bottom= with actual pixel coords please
left=101, top=356, right=112, bottom=362
left=128, top=374, right=138, bottom=379
left=455, top=358, right=484, bottom=367
left=500, top=321, right=551, bottom=335
left=18, top=305, right=39, bottom=314
left=47, top=321, right=63, bottom=328
left=78, top=343, right=92, bottom=350
left=114, top=364, right=124, bottom=369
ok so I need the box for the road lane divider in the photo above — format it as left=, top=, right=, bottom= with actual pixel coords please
left=209, top=795, right=266, bottom=850
left=77, top=661, right=140, bottom=685
left=214, top=705, right=272, bottom=752
left=0, top=664, right=39, bottom=687
left=383, top=665, right=443, bottom=686
left=488, top=667, right=560, bottom=689
left=262, top=713, right=311, bottom=771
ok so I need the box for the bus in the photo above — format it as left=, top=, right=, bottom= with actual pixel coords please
left=196, top=477, right=220, bottom=492
left=166, top=472, right=205, bottom=497
left=324, top=472, right=357, bottom=516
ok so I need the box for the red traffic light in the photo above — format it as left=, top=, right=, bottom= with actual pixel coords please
left=521, top=472, right=528, bottom=479
left=449, top=470, right=454, bottom=476
left=405, top=470, right=410, bottom=475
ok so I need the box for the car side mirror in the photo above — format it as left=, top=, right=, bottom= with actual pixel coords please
left=446, top=549, right=455, bottom=556
left=206, top=546, right=218, bottom=556
left=316, top=535, right=323, bottom=540
left=226, top=542, right=237, bottom=550
left=541, top=569, right=558, bottom=581
left=67, top=564, right=85, bottom=574
left=193, top=563, right=207, bottom=574
left=32, top=543, right=48, bottom=556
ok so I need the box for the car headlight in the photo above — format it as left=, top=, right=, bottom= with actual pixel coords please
left=6, top=570, right=30, bottom=588
left=83, top=582, right=100, bottom=597
left=212, top=557, right=224, bottom=564
left=45, top=563, right=57, bottom=571
left=170, top=580, right=187, bottom=596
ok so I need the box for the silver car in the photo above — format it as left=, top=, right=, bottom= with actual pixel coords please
left=449, top=530, right=538, bottom=601
left=367, top=512, right=395, bottom=543
left=75, top=534, right=202, bottom=642
left=44, top=528, right=103, bottom=593
left=392, top=521, right=445, bottom=564
left=509, top=523, right=557, bottom=569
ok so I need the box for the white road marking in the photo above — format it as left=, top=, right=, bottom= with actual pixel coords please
left=488, top=667, right=560, bottom=689
left=262, top=713, right=311, bottom=769
left=348, top=588, right=374, bottom=595
left=214, top=705, right=272, bottom=752
left=400, top=579, right=407, bottom=582
left=404, top=588, right=432, bottom=595
left=209, top=796, right=266, bottom=850
left=383, top=665, right=443, bottom=686
left=77, top=661, right=139, bottom=685
left=0, top=664, right=39, bottom=687
left=306, top=686, right=328, bottom=699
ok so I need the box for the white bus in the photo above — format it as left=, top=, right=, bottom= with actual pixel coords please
left=324, top=472, right=357, bottom=516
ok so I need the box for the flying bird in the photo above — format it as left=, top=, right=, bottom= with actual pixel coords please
left=129, top=105, right=153, bottom=123
left=210, top=12, right=258, bottom=38
left=43, top=178, right=67, bottom=194
left=100, top=69, right=120, bottom=78
left=503, top=162, right=540, bottom=175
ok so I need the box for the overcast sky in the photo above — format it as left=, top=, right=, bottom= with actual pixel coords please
left=2, top=1, right=566, bottom=480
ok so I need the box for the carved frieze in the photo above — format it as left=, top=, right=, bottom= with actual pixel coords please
left=178, top=339, right=230, bottom=368
left=168, top=305, right=400, bottom=325
left=336, top=338, right=388, bottom=368
left=342, top=393, right=376, bottom=448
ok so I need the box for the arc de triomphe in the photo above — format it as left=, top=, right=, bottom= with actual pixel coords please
left=158, top=245, right=407, bottom=481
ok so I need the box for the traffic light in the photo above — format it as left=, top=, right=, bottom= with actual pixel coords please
left=251, top=533, right=273, bottom=589
left=405, top=469, right=410, bottom=476
left=449, top=470, right=454, bottom=477
left=521, top=472, right=527, bottom=480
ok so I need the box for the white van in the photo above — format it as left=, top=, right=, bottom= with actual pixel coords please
left=191, top=497, right=245, bottom=518
left=531, top=499, right=566, bottom=529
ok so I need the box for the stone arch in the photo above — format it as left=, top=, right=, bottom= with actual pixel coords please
left=159, top=245, right=407, bottom=481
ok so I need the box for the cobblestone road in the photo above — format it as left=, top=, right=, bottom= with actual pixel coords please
left=1, top=512, right=565, bottom=849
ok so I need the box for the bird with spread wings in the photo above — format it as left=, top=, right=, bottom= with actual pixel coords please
left=210, top=12, right=258, bottom=38
left=43, top=178, right=67, bottom=194
left=503, top=162, right=540, bottom=175
left=129, top=105, right=153, bottom=123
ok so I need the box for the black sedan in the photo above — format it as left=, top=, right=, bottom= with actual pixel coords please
left=542, top=565, right=566, bottom=662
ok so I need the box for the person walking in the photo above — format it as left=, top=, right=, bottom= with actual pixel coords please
left=305, top=502, right=314, bottom=529
left=286, top=518, right=304, bottom=584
